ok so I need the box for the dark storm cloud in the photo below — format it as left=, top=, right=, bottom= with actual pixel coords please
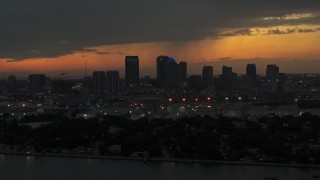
left=1, top=0, right=320, bottom=61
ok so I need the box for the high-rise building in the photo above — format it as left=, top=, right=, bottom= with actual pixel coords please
left=125, top=56, right=139, bottom=86
left=246, top=64, right=257, bottom=80
left=266, top=64, right=279, bottom=81
left=222, top=66, right=233, bottom=75
left=28, top=74, right=46, bottom=92
left=156, top=56, right=178, bottom=88
left=8, top=75, right=17, bottom=93
left=202, top=66, right=214, bottom=89
left=220, top=66, right=237, bottom=91
left=93, top=71, right=106, bottom=95
left=177, top=61, right=187, bottom=84
left=106, top=71, right=120, bottom=97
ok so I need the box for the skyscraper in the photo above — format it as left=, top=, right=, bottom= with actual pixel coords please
left=28, top=74, right=46, bottom=92
left=106, top=71, right=120, bottom=97
left=156, top=56, right=178, bottom=88
left=125, top=56, right=139, bottom=86
left=202, top=66, right=214, bottom=89
left=177, top=61, right=187, bottom=84
left=93, top=71, right=106, bottom=95
left=222, top=66, right=233, bottom=75
left=8, top=75, right=17, bottom=93
left=246, top=64, right=257, bottom=80
left=220, top=66, right=237, bottom=91
left=266, top=64, right=279, bottom=81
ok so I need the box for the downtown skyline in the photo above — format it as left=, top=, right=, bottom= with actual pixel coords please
left=1, top=1, right=320, bottom=76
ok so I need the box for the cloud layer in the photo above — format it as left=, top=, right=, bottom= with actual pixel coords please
left=1, top=0, right=320, bottom=61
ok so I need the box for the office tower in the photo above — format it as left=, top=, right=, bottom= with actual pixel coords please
left=202, top=66, right=214, bottom=89
left=220, top=66, right=237, bottom=91
left=8, top=75, right=17, bottom=93
left=177, top=61, right=187, bottom=85
left=266, top=64, right=279, bottom=81
left=188, top=75, right=202, bottom=91
left=106, top=71, right=120, bottom=96
left=125, top=56, right=139, bottom=86
left=222, top=66, right=233, bottom=75
left=93, top=71, right=106, bottom=95
left=156, top=56, right=178, bottom=88
left=28, top=74, right=46, bottom=92
left=246, top=64, right=257, bottom=80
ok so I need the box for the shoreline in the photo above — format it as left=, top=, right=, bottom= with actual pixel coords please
left=1, top=151, right=320, bottom=169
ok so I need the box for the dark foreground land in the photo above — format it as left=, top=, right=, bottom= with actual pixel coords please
left=1, top=112, right=320, bottom=165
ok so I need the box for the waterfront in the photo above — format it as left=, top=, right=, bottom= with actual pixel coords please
left=0, top=155, right=319, bottom=180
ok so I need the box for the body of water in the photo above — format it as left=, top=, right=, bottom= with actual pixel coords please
left=0, top=155, right=319, bottom=180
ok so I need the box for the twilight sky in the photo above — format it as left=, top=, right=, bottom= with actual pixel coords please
left=1, top=0, right=320, bottom=77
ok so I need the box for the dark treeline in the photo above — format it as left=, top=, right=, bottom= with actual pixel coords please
left=1, top=113, right=320, bottom=164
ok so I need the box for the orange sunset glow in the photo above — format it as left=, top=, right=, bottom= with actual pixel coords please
left=1, top=24, right=320, bottom=77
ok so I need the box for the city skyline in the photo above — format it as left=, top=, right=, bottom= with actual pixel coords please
left=2, top=56, right=320, bottom=79
left=1, top=1, right=320, bottom=76
left=2, top=1, right=320, bottom=177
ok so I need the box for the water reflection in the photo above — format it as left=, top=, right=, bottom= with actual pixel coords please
left=0, top=155, right=319, bottom=180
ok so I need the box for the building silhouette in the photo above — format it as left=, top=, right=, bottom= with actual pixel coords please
left=220, top=66, right=237, bottom=91
left=106, top=71, right=120, bottom=97
left=156, top=56, right=178, bottom=88
left=28, top=74, right=46, bottom=92
left=125, top=56, right=139, bottom=86
left=202, top=66, right=214, bottom=89
left=246, top=64, right=257, bottom=80
left=177, top=61, right=187, bottom=85
left=93, top=71, right=106, bottom=95
left=8, top=75, right=17, bottom=93
left=266, top=64, right=279, bottom=81
left=222, top=66, right=233, bottom=75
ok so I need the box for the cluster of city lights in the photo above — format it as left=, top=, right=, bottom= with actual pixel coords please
left=168, top=97, right=213, bottom=102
